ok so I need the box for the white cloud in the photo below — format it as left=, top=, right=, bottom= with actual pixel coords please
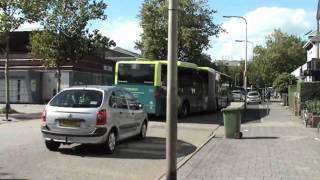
left=99, top=18, right=142, bottom=53
left=100, top=7, right=314, bottom=60
left=210, top=7, right=315, bottom=61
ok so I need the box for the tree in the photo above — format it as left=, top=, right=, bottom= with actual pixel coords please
left=136, top=0, right=223, bottom=66
left=272, top=73, right=297, bottom=94
left=253, top=29, right=306, bottom=87
left=29, top=0, right=115, bottom=92
left=0, top=0, right=46, bottom=118
left=214, top=61, right=230, bottom=75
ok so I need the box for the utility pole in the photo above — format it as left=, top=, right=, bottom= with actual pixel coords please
left=166, top=0, right=178, bottom=179
left=223, top=15, right=248, bottom=109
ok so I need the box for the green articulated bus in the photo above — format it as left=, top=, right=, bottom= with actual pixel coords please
left=114, top=59, right=231, bottom=117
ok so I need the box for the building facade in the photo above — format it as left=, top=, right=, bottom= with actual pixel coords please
left=0, top=31, right=138, bottom=103
left=291, top=31, right=320, bottom=82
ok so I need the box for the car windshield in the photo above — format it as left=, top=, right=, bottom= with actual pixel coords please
left=49, top=90, right=103, bottom=108
left=232, top=90, right=241, bottom=94
left=248, top=92, right=259, bottom=96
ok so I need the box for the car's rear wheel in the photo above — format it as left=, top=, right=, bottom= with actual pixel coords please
left=45, top=140, right=60, bottom=151
left=138, top=121, right=147, bottom=140
left=105, top=130, right=116, bottom=154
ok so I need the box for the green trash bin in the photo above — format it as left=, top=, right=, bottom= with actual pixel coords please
left=222, top=105, right=243, bottom=139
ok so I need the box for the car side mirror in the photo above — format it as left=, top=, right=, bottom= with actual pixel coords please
left=138, top=103, right=143, bottom=110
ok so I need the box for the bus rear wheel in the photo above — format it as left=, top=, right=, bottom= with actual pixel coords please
left=179, top=102, right=189, bottom=118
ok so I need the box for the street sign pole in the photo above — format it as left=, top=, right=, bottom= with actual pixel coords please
left=166, top=0, right=178, bottom=179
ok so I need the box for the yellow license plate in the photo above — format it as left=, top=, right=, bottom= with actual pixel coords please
left=59, top=120, right=81, bottom=127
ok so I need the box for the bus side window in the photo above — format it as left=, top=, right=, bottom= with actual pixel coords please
left=178, top=68, right=193, bottom=95
left=161, top=65, right=167, bottom=86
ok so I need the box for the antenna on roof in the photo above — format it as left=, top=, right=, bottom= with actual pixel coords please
left=305, top=30, right=313, bottom=36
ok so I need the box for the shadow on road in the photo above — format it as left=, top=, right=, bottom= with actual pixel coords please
left=149, top=111, right=223, bottom=125
left=59, top=136, right=196, bottom=159
left=241, top=136, right=279, bottom=140
left=242, top=107, right=269, bottom=124
left=0, top=167, right=28, bottom=180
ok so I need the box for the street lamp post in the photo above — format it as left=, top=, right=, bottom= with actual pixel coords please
left=223, top=15, right=248, bottom=109
left=235, top=40, right=254, bottom=61
left=316, top=0, right=320, bottom=80
left=166, top=0, right=178, bottom=179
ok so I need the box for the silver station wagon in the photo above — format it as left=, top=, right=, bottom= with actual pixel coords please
left=41, top=86, right=148, bottom=153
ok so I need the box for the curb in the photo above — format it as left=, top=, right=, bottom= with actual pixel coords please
left=0, top=113, right=41, bottom=123
left=158, top=125, right=221, bottom=180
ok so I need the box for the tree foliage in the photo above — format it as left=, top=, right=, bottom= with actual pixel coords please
left=136, top=0, right=223, bottom=66
left=29, top=0, right=115, bottom=91
left=253, top=29, right=306, bottom=87
left=0, top=0, right=46, bottom=113
left=272, top=73, right=297, bottom=94
left=0, top=0, right=46, bottom=37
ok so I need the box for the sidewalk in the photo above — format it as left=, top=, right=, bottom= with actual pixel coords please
left=178, top=103, right=320, bottom=180
left=0, top=104, right=44, bottom=122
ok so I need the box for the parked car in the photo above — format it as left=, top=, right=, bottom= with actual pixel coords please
left=232, top=90, right=244, bottom=101
left=246, top=91, right=261, bottom=104
left=41, top=86, right=148, bottom=153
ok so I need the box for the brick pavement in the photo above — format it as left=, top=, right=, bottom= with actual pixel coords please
left=178, top=103, right=320, bottom=180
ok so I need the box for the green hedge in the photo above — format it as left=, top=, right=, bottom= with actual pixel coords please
left=0, top=107, right=18, bottom=114
left=298, top=82, right=320, bottom=102
left=288, top=85, right=297, bottom=112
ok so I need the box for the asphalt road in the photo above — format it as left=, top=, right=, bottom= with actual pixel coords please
left=0, top=111, right=222, bottom=180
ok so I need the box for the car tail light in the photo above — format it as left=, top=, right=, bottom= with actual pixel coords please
left=41, top=109, right=46, bottom=122
left=96, top=109, right=107, bottom=125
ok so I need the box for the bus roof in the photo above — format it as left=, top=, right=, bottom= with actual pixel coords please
left=117, top=58, right=198, bottom=69
left=199, top=67, right=232, bottom=79
left=198, top=67, right=216, bottom=74
left=216, top=71, right=231, bottom=78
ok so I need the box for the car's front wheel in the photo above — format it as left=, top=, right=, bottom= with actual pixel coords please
left=105, top=130, right=116, bottom=154
left=45, top=140, right=60, bottom=151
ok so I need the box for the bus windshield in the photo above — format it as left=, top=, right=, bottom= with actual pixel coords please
left=118, top=63, right=155, bottom=85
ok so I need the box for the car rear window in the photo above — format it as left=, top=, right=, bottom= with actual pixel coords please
left=248, top=92, right=259, bottom=96
left=49, top=90, right=103, bottom=108
left=118, top=63, right=155, bottom=85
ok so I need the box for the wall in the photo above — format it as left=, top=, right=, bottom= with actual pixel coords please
left=0, top=71, right=41, bottom=103
left=70, top=71, right=113, bottom=86
left=307, top=46, right=316, bottom=62
left=0, top=71, right=30, bottom=103
left=42, top=71, right=70, bottom=102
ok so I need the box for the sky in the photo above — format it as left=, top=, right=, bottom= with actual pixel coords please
left=19, top=0, right=319, bottom=61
